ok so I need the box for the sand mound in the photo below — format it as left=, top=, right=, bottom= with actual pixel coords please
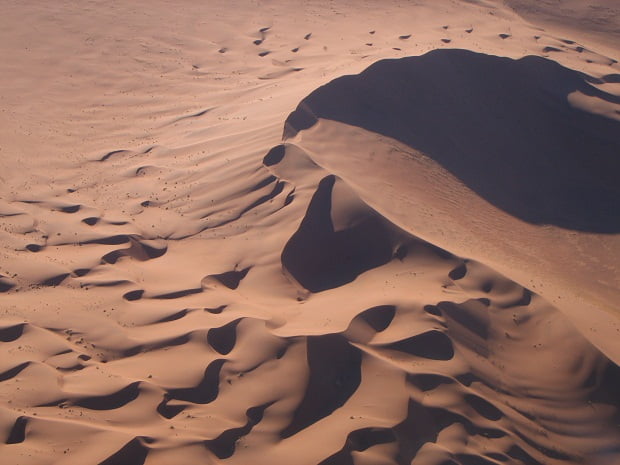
left=285, top=49, right=620, bottom=232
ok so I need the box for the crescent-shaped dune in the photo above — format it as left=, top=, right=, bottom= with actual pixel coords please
left=0, top=1, right=618, bottom=464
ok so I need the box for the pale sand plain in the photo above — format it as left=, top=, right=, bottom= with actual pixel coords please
left=0, top=1, right=619, bottom=464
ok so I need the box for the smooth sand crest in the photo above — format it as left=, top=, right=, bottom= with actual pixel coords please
left=1, top=1, right=619, bottom=464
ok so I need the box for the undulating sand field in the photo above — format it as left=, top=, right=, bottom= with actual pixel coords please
left=1, top=1, right=619, bottom=464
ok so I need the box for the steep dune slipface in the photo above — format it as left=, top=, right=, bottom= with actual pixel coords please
left=284, top=49, right=620, bottom=363
left=285, top=50, right=620, bottom=232
left=263, top=144, right=620, bottom=465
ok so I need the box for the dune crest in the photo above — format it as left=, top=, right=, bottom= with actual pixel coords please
left=284, top=50, right=620, bottom=364
left=285, top=49, right=620, bottom=232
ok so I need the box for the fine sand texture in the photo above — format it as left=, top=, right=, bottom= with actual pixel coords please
left=1, top=1, right=619, bottom=464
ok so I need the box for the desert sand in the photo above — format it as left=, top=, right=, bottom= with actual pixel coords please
left=0, top=1, right=619, bottom=464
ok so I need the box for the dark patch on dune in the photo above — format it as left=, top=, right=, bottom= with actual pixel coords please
left=143, top=333, right=191, bottom=353
left=205, top=305, right=227, bottom=314
left=284, top=190, right=295, bottom=206
left=319, top=427, right=396, bottom=465
left=82, top=279, right=133, bottom=288
left=102, top=238, right=167, bottom=264
left=75, top=382, right=141, bottom=410
left=281, top=334, right=361, bottom=438
left=250, top=174, right=277, bottom=191
left=513, top=428, right=574, bottom=461
left=84, top=234, right=132, bottom=246
left=41, top=273, right=70, bottom=287
left=207, top=267, right=251, bottom=290
left=393, top=400, right=508, bottom=464
left=25, top=243, right=42, bottom=252
left=358, top=305, right=396, bottom=332
left=208, top=319, right=241, bottom=355
left=514, top=288, right=532, bottom=306
left=0, top=362, right=30, bottom=382
left=438, top=300, right=490, bottom=339
left=156, top=395, right=186, bottom=419
left=317, top=448, right=353, bottom=465
left=282, top=176, right=394, bottom=292
left=173, top=108, right=211, bottom=123
left=392, top=400, right=445, bottom=463
left=141, top=242, right=167, bottom=259
left=455, top=372, right=478, bottom=387
left=382, top=330, right=454, bottom=360
left=0, top=324, right=25, bottom=342
left=393, top=243, right=408, bottom=260
left=99, top=150, right=129, bottom=162
left=205, top=401, right=274, bottom=458
left=276, top=343, right=289, bottom=359
left=57, top=363, right=86, bottom=372
left=408, top=373, right=454, bottom=391
left=485, top=451, right=509, bottom=462
left=6, top=416, right=27, bottom=444
left=589, top=361, right=620, bottom=427
left=155, top=309, right=188, bottom=323
left=457, top=454, right=500, bottom=465
left=82, top=216, right=99, bottom=225
left=423, top=304, right=442, bottom=316
left=240, top=180, right=285, bottom=215
left=59, top=204, right=81, bottom=213
left=347, top=427, right=396, bottom=451
left=98, top=438, right=148, bottom=465
left=602, top=73, right=620, bottom=84
left=168, top=359, right=225, bottom=404
left=448, top=262, right=467, bottom=280
left=507, top=445, right=545, bottom=465
left=123, top=289, right=144, bottom=301
left=153, top=288, right=202, bottom=299
left=283, top=104, right=318, bottom=140
left=0, top=278, right=15, bottom=292
left=284, top=49, right=620, bottom=232
left=464, top=394, right=503, bottom=420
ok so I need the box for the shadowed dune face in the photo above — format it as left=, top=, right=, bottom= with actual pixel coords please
left=285, top=49, right=620, bottom=232
left=282, top=175, right=397, bottom=292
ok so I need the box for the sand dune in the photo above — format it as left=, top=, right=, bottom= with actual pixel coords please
left=1, top=1, right=619, bottom=464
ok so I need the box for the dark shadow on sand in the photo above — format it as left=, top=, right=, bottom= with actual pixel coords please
left=284, top=49, right=620, bottom=232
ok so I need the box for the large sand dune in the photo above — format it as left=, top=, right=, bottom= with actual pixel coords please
left=1, top=1, right=619, bottom=464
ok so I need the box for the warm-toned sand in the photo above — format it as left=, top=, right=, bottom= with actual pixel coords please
left=1, top=1, right=618, bottom=464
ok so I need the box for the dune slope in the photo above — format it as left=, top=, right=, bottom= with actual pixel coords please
left=285, top=50, right=620, bottom=364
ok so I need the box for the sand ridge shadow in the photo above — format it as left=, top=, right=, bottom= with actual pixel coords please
left=284, top=49, right=620, bottom=232
left=281, top=175, right=395, bottom=292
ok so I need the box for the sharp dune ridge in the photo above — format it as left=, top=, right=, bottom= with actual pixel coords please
left=0, top=1, right=619, bottom=465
